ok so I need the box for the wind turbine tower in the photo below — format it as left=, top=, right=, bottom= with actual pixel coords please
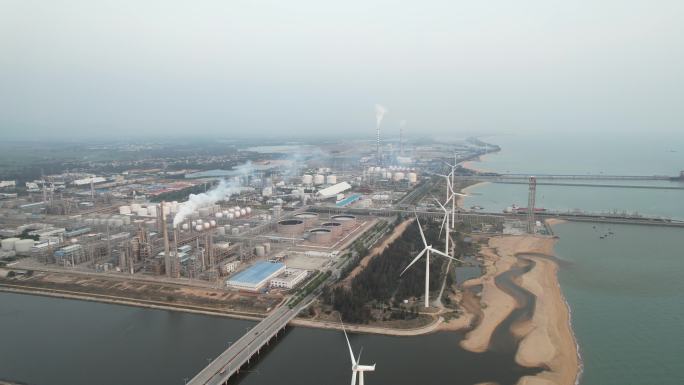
left=527, top=176, right=537, bottom=233
left=343, top=322, right=375, bottom=385
left=401, top=213, right=461, bottom=308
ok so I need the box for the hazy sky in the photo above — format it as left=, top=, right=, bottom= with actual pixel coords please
left=1, top=0, right=683, bottom=139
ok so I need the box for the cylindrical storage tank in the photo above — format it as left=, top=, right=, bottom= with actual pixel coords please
left=210, top=220, right=217, bottom=227
left=321, top=222, right=343, bottom=236
left=222, top=210, right=229, bottom=216
left=408, top=172, right=418, bottom=183
left=309, top=228, right=332, bottom=244
left=203, top=222, right=211, bottom=230
left=119, top=206, right=131, bottom=215
left=277, top=219, right=305, bottom=236
left=302, top=174, right=313, bottom=185
left=1, top=238, right=19, bottom=251
left=255, top=246, right=266, bottom=257
left=246, top=207, right=252, bottom=214
left=393, top=172, right=405, bottom=181
left=217, top=226, right=226, bottom=235
left=385, top=172, right=392, bottom=179
left=191, top=220, right=197, bottom=227
left=314, top=174, right=325, bottom=185
left=215, top=212, right=223, bottom=219
left=182, top=223, right=189, bottom=230
left=15, top=239, right=35, bottom=254
left=293, top=212, right=319, bottom=227
left=331, top=215, right=357, bottom=230
left=262, top=243, right=271, bottom=253
left=326, top=175, right=337, bottom=184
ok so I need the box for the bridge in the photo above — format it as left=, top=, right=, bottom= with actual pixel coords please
left=460, top=173, right=679, bottom=181
left=187, top=296, right=313, bottom=385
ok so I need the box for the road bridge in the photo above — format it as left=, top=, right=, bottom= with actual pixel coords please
left=460, top=173, right=677, bottom=181
left=186, top=296, right=314, bottom=385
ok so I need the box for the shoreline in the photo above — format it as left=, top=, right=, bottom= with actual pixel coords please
left=459, top=235, right=579, bottom=385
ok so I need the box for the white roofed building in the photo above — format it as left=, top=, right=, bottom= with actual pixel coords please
left=317, top=182, right=351, bottom=199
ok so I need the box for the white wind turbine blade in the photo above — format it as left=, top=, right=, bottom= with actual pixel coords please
left=343, top=324, right=356, bottom=366
left=429, top=247, right=463, bottom=262
left=351, top=371, right=357, bottom=385
left=433, top=197, right=448, bottom=237
left=400, top=248, right=427, bottom=276
left=447, top=182, right=470, bottom=197
left=356, top=346, right=363, bottom=366
left=414, top=212, right=428, bottom=248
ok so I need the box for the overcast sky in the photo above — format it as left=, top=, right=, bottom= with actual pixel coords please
left=1, top=0, right=683, bottom=140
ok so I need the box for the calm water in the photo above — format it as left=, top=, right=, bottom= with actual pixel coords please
left=465, top=132, right=684, bottom=385
left=0, top=292, right=538, bottom=385
left=554, top=222, right=684, bottom=385
left=463, top=133, right=684, bottom=219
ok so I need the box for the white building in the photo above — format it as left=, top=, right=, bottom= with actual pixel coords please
left=270, top=268, right=309, bottom=289
left=223, top=260, right=241, bottom=274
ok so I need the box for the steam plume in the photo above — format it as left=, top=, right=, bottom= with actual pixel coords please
left=375, top=104, right=387, bottom=129
left=172, top=161, right=254, bottom=227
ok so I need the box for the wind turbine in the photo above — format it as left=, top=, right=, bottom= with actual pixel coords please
left=400, top=213, right=462, bottom=308
left=436, top=173, right=470, bottom=226
left=343, top=322, right=375, bottom=385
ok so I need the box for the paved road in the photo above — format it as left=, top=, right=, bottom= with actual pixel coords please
left=187, top=297, right=313, bottom=385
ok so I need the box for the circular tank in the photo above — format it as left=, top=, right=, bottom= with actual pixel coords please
left=240, top=209, right=246, bottom=216
left=196, top=225, right=203, bottom=231
left=277, top=219, right=305, bottom=235
left=293, top=212, right=319, bottom=227
left=255, top=246, right=266, bottom=257
left=309, top=228, right=332, bottom=243
left=182, top=223, right=189, bottom=230
left=15, top=239, right=35, bottom=254
left=321, top=221, right=343, bottom=236
left=209, top=220, right=217, bottom=227
left=393, top=172, right=405, bottom=181
left=203, top=223, right=211, bottom=229
left=1, top=238, right=19, bottom=251
left=302, top=174, right=313, bottom=185
left=326, top=175, right=337, bottom=184
left=215, top=212, right=223, bottom=218
left=331, top=215, right=357, bottom=229
left=314, top=174, right=325, bottom=185
left=246, top=207, right=252, bottom=214
left=408, top=172, right=418, bottom=183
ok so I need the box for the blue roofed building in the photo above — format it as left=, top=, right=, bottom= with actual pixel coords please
left=225, top=261, right=286, bottom=291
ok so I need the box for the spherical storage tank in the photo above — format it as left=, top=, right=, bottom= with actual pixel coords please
left=314, top=174, right=325, bottom=185
left=302, top=174, right=313, bottom=185
left=326, top=175, right=337, bottom=184
left=196, top=225, right=204, bottom=231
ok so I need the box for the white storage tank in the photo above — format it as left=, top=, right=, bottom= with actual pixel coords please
left=209, top=220, right=217, bottom=227
left=215, top=212, right=223, bottom=218
left=130, top=203, right=141, bottom=211
left=15, top=239, right=35, bottom=254
left=262, top=187, right=273, bottom=197
left=240, top=209, right=246, bottom=216
left=302, top=174, right=313, bottom=185
left=136, top=207, right=148, bottom=216
left=1, top=237, right=19, bottom=251
left=408, top=172, right=418, bottom=183
left=182, top=223, right=189, bottom=230
left=255, top=246, right=266, bottom=257
left=195, top=225, right=203, bottom=231
left=148, top=206, right=158, bottom=217
left=119, top=206, right=131, bottom=215
left=203, top=222, right=211, bottom=230
left=314, top=174, right=325, bottom=185
left=227, top=213, right=234, bottom=220
left=326, top=175, right=337, bottom=184
left=393, top=172, right=405, bottom=181
left=234, top=211, right=241, bottom=219
left=246, top=207, right=252, bottom=214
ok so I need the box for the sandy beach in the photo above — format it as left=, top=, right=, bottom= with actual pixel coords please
left=459, top=235, right=579, bottom=385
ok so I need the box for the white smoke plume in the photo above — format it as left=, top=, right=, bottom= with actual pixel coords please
left=172, top=161, right=254, bottom=227
left=375, top=104, right=387, bottom=129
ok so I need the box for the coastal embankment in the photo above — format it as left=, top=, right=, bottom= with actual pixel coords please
left=460, top=235, right=579, bottom=385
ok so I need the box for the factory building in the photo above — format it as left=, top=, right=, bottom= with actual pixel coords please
left=54, top=244, right=85, bottom=265
left=225, top=261, right=286, bottom=292
left=270, top=268, right=308, bottom=289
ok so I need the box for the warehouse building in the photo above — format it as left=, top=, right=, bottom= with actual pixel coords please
left=225, top=261, right=285, bottom=292
left=270, top=268, right=308, bottom=289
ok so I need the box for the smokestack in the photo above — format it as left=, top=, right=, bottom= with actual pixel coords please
left=375, top=104, right=387, bottom=165
left=161, top=201, right=172, bottom=277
